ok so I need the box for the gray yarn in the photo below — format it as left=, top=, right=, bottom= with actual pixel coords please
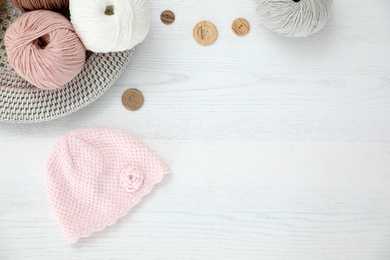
left=0, top=0, right=133, bottom=123
left=254, top=0, right=333, bottom=37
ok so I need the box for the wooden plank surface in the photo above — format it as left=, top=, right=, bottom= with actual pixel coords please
left=1, top=0, right=390, bottom=259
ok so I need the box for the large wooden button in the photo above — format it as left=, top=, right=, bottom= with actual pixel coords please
left=161, top=10, right=175, bottom=24
left=122, top=89, right=144, bottom=111
left=193, top=21, right=218, bottom=46
left=232, top=18, right=250, bottom=36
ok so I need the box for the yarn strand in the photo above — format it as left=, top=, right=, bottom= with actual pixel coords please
left=254, top=0, right=333, bottom=37
left=69, top=0, right=151, bottom=53
left=9, top=0, right=68, bottom=12
left=5, top=10, right=86, bottom=90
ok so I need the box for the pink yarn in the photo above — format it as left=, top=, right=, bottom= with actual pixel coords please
left=5, top=10, right=85, bottom=90
left=46, top=128, right=169, bottom=243
left=9, top=0, right=68, bottom=12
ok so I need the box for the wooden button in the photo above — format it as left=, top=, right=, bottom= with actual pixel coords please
left=193, top=21, right=218, bottom=46
left=232, top=18, right=250, bottom=36
left=161, top=10, right=175, bottom=24
left=122, top=89, right=144, bottom=111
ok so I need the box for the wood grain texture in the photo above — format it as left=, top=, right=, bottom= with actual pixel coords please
left=232, top=18, right=250, bottom=36
left=122, top=88, right=145, bottom=111
left=160, top=10, right=175, bottom=25
left=193, top=20, right=218, bottom=46
left=2, top=0, right=390, bottom=259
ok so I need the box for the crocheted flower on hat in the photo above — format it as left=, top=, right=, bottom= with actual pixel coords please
left=120, top=166, right=145, bottom=193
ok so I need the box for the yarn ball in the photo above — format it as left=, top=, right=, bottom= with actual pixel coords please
left=254, top=0, right=333, bottom=37
left=9, top=0, right=68, bottom=12
left=5, top=10, right=86, bottom=90
left=69, top=0, right=151, bottom=53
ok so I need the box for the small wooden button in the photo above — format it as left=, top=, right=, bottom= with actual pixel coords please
left=122, top=88, right=144, bottom=111
left=161, top=10, right=175, bottom=24
left=193, top=21, right=218, bottom=46
left=232, top=18, right=250, bottom=36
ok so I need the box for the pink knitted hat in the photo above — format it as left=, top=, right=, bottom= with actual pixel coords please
left=46, top=128, right=169, bottom=243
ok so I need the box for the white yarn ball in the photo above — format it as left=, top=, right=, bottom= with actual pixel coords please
left=254, top=0, right=333, bottom=37
left=69, top=0, right=151, bottom=53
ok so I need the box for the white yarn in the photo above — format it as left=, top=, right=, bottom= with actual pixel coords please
left=69, top=0, right=151, bottom=53
left=254, top=0, right=333, bottom=37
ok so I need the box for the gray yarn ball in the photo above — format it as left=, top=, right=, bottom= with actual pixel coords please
left=254, top=0, right=333, bottom=37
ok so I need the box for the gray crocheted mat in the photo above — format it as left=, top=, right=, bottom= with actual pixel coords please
left=0, top=0, right=133, bottom=123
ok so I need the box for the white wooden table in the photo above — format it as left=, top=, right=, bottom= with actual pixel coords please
left=2, top=0, right=390, bottom=259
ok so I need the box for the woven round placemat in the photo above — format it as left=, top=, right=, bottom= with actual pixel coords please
left=0, top=0, right=134, bottom=123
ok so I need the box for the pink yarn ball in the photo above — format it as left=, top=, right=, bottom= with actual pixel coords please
left=5, top=10, right=86, bottom=90
left=9, top=0, right=68, bottom=12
